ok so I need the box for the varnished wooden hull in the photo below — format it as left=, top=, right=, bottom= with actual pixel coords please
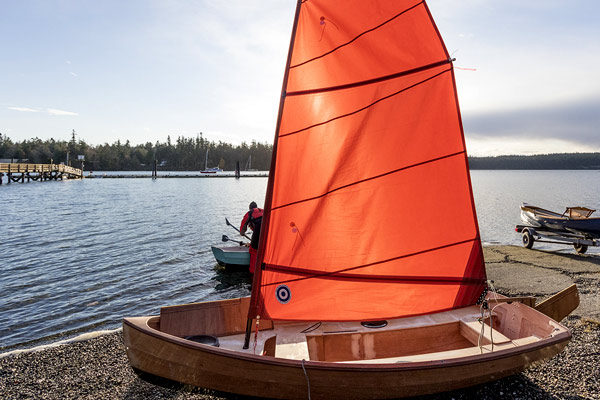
left=123, top=297, right=571, bottom=399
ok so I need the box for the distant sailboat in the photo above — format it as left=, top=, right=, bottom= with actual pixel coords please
left=124, top=1, right=576, bottom=398
left=200, top=149, right=222, bottom=174
left=244, top=154, right=257, bottom=171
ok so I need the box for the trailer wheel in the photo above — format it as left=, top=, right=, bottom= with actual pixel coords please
left=573, top=243, right=588, bottom=254
left=522, top=230, right=534, bottom=249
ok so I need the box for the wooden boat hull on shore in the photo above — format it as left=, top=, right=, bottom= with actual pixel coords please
left=123, top=297, right=571, bottom=399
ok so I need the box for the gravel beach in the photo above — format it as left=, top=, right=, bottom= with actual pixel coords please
left=1, top=245, right=599, bottom=400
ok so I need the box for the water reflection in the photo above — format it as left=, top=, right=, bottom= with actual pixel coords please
left=211, top=264, right=252, bottom=292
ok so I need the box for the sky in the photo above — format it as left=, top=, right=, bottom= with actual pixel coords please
left=1, top=0, right=599, bottom=156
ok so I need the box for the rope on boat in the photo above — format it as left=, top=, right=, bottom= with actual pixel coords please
left=478, top=280, right=499, bottom=353
left=253, top=316, right=260, bottom=355
left=488, top=280, right=501, bottom=352
left=478, top=302, right=487, bottom=353
left=301, top=359, right=311, bottom=400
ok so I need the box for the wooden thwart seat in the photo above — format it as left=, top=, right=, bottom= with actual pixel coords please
left=459, top=319, right=511, bottom=346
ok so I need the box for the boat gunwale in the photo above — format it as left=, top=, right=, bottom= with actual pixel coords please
left=522, top=205, right=600, bottom=221
left=123, top=311, right=571, bottom=372
left=211, top=245, right=249, bottom=252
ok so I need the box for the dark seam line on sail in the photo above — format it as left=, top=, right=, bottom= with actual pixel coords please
left=287, top=59, right=450, bottom=98
left=262, top=238, right=478, bottom=286
left=271, top=150, right=464, bottom=211
left=265, top=270, right=485, bottom=286
left=280, top=67, right=450, bottom=140
left=290, top=1, right=424, bottom=69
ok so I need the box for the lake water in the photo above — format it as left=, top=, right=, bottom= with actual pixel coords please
left=1, top=170, right=598, bottom=352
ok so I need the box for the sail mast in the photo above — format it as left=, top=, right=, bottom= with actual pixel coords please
left=244, top=0, right=303, bottom=347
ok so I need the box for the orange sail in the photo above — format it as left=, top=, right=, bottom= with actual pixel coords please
left=250, top=0, right=486, bottom=322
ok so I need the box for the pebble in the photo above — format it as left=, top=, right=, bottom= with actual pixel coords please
left=0, top=316, right=597, bottom=399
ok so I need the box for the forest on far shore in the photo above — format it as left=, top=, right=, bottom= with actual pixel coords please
left=467, top=153, right=600, bottom=170
left=0, top=132, right=272, bottom=171
left=2, top=132, right=600, bottom=171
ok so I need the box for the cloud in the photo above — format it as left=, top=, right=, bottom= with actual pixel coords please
left=463, top=96, right=600, bottom=146
left=47, top=108, right=78, bottom=116
left=8, top=107, right=39, bottom=113
left=69, top=72, right=78, bottom=77
left=465, top=136, right=600, bottom=157
left=8, top=106, right=79, bottom=116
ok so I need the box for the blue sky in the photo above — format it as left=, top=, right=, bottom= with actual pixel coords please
left=1, top=0, right=599, bottom=156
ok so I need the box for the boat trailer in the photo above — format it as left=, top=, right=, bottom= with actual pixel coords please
left=516, top=225, right=599, bottom=254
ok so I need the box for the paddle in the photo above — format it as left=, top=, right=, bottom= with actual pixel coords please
left=225, top=217, right=251, bottom=240
left=222, top=235, right=248, bottom=246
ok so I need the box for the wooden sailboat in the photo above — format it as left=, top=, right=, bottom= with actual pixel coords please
left=245, top=154, right=258, bottom=171
left=124, top=1, right=576, bottom=398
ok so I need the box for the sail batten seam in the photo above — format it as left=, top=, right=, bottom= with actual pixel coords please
left=271, top=150, right=465, bottom=211
left=280, top=66, right=451, bottom=139
left=287, top=58, right=450, bottom=98
left=290, top=1, right=424, bottom=70
left=262, top=237, right=482, bottom=287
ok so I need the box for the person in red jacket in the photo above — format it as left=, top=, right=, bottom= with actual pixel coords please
left=240, top=201, right=263, bottom=273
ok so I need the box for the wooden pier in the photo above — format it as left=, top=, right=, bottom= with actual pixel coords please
left=0, top=163, right=83, bottom=184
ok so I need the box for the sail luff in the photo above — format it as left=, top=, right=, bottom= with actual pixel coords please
left=449, top=66, right=483, bottom=238
left=247, top=0, right=304, bottom=321
left=423, top=0, right=487, bottom=306
left=448, top=64, right=487, bottom=307
left=421, top=0, right=451, bottom=60
left=421, top=1, right=483, bottom=240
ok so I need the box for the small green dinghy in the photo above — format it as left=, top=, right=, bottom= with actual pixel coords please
left=211, top=245, right=250, bottom=268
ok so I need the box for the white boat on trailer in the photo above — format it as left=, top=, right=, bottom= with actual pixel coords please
left=518, top=203, right=600, bottom=253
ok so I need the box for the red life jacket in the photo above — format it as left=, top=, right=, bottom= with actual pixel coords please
left=241, top=207, right=263, bottom=231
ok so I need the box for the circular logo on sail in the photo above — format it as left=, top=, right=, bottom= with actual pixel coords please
left=276, top=285, right=291, bottom=304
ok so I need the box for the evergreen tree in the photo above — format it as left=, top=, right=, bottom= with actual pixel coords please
left=0, top=134, right=274, bottom=171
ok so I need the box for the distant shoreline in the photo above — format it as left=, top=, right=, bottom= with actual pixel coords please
left=468, top=153, right=600, bottom=170
left=86, top=173, right=269, bottom=179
